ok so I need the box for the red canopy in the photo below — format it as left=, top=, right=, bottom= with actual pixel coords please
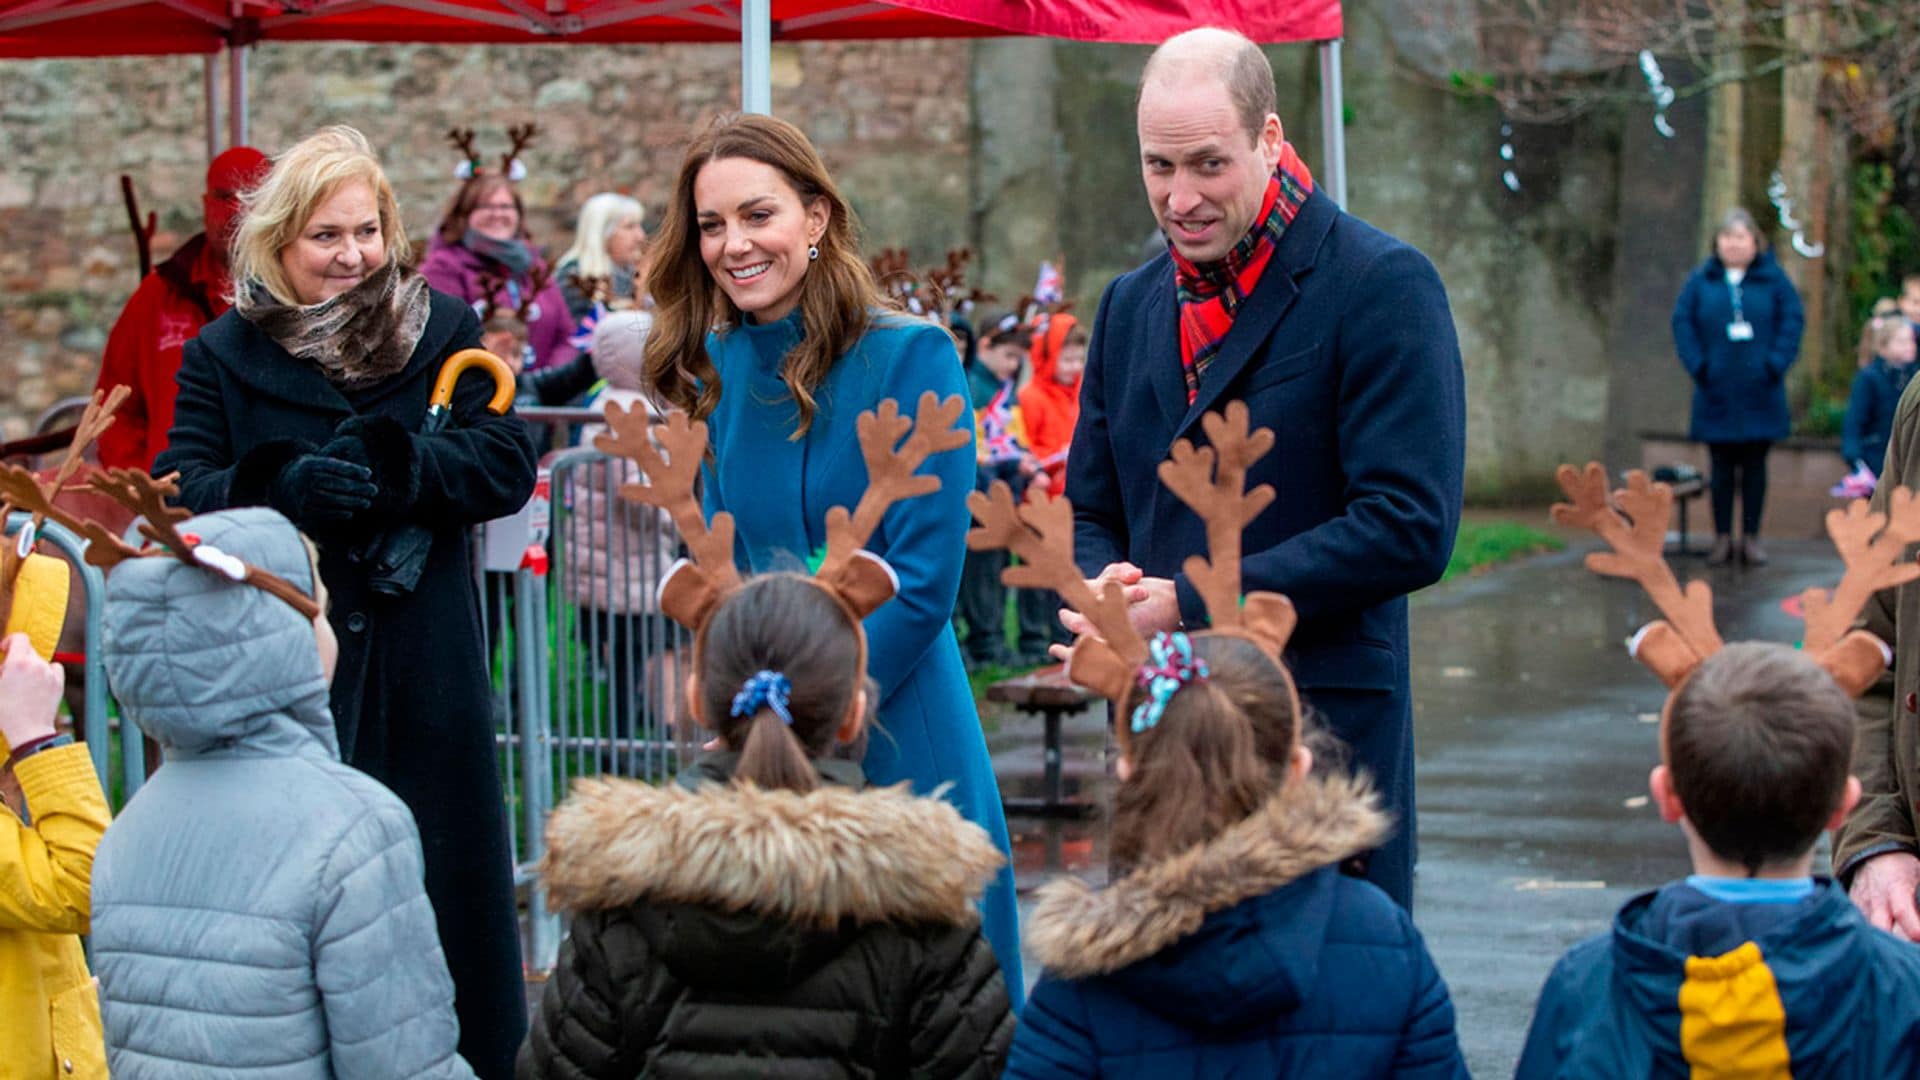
left=0, top=0, right=1339, bottom=57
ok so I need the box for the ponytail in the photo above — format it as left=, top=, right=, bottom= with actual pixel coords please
left=1109, top=635, right=1300, bottom=869
left=735, top=708, right=819, bottom=793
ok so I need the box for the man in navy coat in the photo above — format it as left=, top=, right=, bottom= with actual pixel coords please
left=1064, top=27, right=1466, bottom=908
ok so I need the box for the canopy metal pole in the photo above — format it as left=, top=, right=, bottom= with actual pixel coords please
left=227, top=43, right=248, bottom=147
left=1317, top=39, right=1347, bottom=208
left=203, top=52, right=221, bottom=159
left=741, top=0, right=770, bottom=114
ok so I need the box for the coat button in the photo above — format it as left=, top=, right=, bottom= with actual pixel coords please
left=346, top=613, right=368, bottom=633
left=1906, top=692, right=1917, bottom=714
left=63, top=1061, right=73, bottom=1074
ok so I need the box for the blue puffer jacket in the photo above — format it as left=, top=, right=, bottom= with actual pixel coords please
left=1843, top=355, right=1917, bottom=471
left=1672, top=249, right=1805, bottom=443
left=90, top=508, right=474, bottom=1079
left=1517, top=878, right=1920, bottom=1078
left=1003, top=775, right=1468, bottom=1079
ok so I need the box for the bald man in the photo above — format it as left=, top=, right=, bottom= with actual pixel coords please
left=1065, top=28, right=1466, bottom=907
left=96, top=146, right=269, bottom=471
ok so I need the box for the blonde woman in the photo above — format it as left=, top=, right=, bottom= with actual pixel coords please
left=153, top=125, right=535, bottom=1079
left=554, top=192, right=646, bottom=320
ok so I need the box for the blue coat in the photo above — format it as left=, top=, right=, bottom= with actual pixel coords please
left=1843, top=356, right=1916, bottom=471
left=1066, top=188, right=1466, bottom=908
left=1517, top=878, right=1920, bottom=1078
left=1672, top=250, right=1805, bottom=443
left=1004, top=775, right=1468, bottom=1079
left=700, top=309, right=1022, bottom=1004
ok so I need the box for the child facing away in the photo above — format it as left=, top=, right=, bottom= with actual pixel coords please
left=520, top=572, right=1014, bottom=1078
left=1003, top=631, right=1468, bottom=1078
left=87, top=507, right=475, bottom=1078
left=1518, top=642, right=1920, bottom=1076
left=1, top=630, right=110, bottom=1079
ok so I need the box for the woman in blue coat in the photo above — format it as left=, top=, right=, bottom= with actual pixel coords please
left=1672, top=208, right=1804, bottom=566
left=639, top=113, right=1021, bottom=1001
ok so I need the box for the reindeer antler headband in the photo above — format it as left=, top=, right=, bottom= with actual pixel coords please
left=447, top=124, right=538, bottom=183
left=1552, top=462, right=1916, bottom=697
left=2, top=387, right=321, bottom=646
left=594, top=392, right=969, bottom=634
left=968, top=401, right=1300, bottom=750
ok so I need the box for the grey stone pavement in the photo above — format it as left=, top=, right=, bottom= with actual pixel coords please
left=986, top=534, right=1851, bottom=1077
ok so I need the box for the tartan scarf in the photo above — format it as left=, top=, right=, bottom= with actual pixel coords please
left=1171, top=143, right=1315, bottom=403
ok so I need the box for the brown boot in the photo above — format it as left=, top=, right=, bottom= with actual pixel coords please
left=1741, top=536, right=1768, bottom=566
left=1707, top=535, right=1734, bottom=566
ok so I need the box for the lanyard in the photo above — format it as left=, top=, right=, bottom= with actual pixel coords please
left=1726, top=277, right=1746, bottom=324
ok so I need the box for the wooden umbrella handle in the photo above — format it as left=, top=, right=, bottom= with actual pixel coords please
left=431, top=348, right=517, bottom=415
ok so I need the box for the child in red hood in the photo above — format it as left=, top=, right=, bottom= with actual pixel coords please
left=1018, top=314, right=1086, bottom=494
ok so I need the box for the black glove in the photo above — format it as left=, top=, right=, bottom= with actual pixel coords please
left=324, top=414, right=420, bottom=518
left=517, top=349, right=599, bottom=406
left=270, top=454, right=376, bottom=525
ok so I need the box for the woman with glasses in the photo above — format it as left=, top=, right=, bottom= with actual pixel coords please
left=421, top=171, right=576, bottom=371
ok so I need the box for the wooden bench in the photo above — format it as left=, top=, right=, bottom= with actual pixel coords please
left=985, top=668, right=1099, bottom=819
left=1634, top=465, right=1706, bottom=556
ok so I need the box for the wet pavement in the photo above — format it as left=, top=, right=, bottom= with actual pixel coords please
left=987, top=534, right=1851, bottom=1076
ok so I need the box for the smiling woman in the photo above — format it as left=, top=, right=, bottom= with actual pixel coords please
left=154, top=124, right=537, bottom=1078
left=639, top=112, right=1026, bottom=1005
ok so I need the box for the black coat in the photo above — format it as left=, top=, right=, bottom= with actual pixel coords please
left=1066, top=189, right=1467, bottom=909
left=155, top=288, right=537, bottom=1079
left=519, top=754, right=1014, bottom=1079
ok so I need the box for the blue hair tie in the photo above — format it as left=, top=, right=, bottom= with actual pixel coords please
left=731, top=670, right=794, bottom=726
left=1130, top=631, right=1208, bottom=734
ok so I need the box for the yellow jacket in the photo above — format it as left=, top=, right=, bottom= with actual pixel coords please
left=2, top=741, right=110, bottom=1078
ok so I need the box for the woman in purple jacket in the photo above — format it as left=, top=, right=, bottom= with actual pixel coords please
left=420, top=173, right=575, bottom=371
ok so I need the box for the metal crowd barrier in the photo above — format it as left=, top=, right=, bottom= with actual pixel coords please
left=484, top=428, right=695, bottom=970
left=4, top=511, right=121, bottom=800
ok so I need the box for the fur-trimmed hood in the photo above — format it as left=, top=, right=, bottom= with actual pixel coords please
left=1028, top=772, right=1389, bottom=983
left=540, top=774, right=1004, bottom=929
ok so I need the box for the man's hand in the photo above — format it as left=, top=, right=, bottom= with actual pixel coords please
left=1054, top=565, right=1181, bottom=659
left=1850, top=851, right=1920, bottom=941
left=0, top=632, right=65, bottom=753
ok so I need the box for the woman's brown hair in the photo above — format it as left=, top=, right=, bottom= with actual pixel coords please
left=1109, top=633, right=1300, bottom=868
left=644, top=113, right=885, bottom=438
left=695, top=573, right=866, bottom=793
left=435, top=174, right=527, bottom=246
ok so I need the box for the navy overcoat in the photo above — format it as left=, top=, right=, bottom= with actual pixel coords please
left=1671, top=249, right=1804, bottom=444
left=1065, top=188, right=1466, bottom=907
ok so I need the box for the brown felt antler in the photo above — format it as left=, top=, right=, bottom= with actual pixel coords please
left=0, top=386, right=128, bottom=600
left=77, top=469, right=322, bottom=619
left=503, top=123, right=539, bottom=175
left=1795, top=488, right=1920, bottom=695
left=594, top=403, right=741, bottom=629
left=815, top=392, right=969, bottom=617
left=1552, top=463, right=1723, bottom=688
left=1155, top=401, right=1297, bottom=656
left=967, top=481, right=1149, bottom=703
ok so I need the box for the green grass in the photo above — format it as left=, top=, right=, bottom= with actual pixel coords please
left=1443, top=521, right=1564, bottom=581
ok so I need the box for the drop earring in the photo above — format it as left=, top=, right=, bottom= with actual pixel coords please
left=808, top=244, right=819, bottom=261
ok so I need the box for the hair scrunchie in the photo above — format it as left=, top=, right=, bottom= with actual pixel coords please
left=731, top=670, right=794, bottom=726
left=1130, top=631, right=1208, bottom=734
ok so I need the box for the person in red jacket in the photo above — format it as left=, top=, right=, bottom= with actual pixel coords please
left=94, top=146, right=269, bottom=471
left=1017, top=313, right=1087, bottom=494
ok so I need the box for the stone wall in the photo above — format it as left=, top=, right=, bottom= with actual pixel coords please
left=0, top=38, right=971, bottom=440
left=2, top=5, right=1719, bottom=503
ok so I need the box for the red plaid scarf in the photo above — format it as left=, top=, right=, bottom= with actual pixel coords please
left=1171, top=143, right=1315, bottom=404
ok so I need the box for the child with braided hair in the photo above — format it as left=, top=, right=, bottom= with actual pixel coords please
left=990, top=403, right=1466, bottom=1078
left=519, top=398, right=1013, bottom=1079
